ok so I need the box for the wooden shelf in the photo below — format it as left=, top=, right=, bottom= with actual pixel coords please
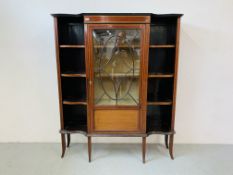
left=95, top=73, right=140, bottom=78
left=147, top=101, right=172, bottom=105
left=61, top=73, right=86, bottom=77
left=94, top=45, right=140, bottom=48
left=149, top=45, right=175, bottom=48
left=63, top=100, right=87, bottom=105
left=60, top=45, right=85, bottom=48
left=148, top=74, right=174, bottom=78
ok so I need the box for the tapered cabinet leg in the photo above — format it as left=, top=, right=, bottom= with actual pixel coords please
left=88, top=136, right=92, bottom=162
left=61, top=134, right=66, bottom=158
left=142, top=137, right=146, bottom=163
left=67, top=134, right=71, bottom=147
left=165, top=135, right=169, bottom=149
left=169, top=134, right=174, bottom=160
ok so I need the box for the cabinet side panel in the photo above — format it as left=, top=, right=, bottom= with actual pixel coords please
left=53, top=17, right=64, bottom=130
left=171, top=17, right=181, bottom=131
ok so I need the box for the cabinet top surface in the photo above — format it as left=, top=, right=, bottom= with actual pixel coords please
left=51, top=13, right=183, bottom=18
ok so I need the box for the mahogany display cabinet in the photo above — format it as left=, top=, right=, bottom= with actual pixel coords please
left=52, top=13, right=183, bottom=163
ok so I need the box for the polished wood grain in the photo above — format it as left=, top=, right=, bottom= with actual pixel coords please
left=169, top=134, right=174, bottom=159
left=169, top=17, right=182, bottom=160
left=142, top=137, right=146, bottom=163
left=53, top=18, right=63, bottom=129
left=84, top=15, right=150, bottom=24
left=61, top=134, right=66, bottom=158
left=171, top=17, right=181, bottom=132
left=140, top=23, right=150, bottom=133
left=88, top=136, right=92, bottom=162
left=94, top=110, right=139, bottom=131
left=86, top=23, right=94, bottom=133
left=53, top=17, right=67, bottom=158
left=53, top=14, right=183, bottom=161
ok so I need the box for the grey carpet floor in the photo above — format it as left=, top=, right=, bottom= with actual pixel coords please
left=0, top=143, right=232, bottom=175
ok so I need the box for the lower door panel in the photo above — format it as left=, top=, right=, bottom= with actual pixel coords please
left=94, top=109, right=139, bottom=132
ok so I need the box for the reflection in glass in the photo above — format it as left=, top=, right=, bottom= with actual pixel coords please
left=93, top=29, right=141, bottom=106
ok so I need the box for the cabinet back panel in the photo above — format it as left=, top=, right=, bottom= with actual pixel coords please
left=60, top=48, right=85, bottom=74
left=63, top=105, right=87, bottom=131
left=61, top=77, right=86, bottom=101
left=58, top=17, right=84, bottom=45
left=147, top=78, right=173, bottom=102
left=146, top=105, right=172, bottom=132
left=149, top=48, right=175, bottom=74
left=150, top=18, right=177, bottom=45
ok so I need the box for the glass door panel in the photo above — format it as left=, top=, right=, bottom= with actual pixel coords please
left=92, top=29, right=141, bottom=106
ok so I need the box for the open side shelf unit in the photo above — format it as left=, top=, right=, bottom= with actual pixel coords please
left=52, top=13, right=183, bottom=163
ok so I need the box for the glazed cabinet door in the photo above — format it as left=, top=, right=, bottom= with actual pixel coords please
left=86, top=24, right=149, bottom=134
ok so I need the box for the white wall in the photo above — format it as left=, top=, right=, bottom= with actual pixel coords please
left=0, top=0, right=233, bottom=144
